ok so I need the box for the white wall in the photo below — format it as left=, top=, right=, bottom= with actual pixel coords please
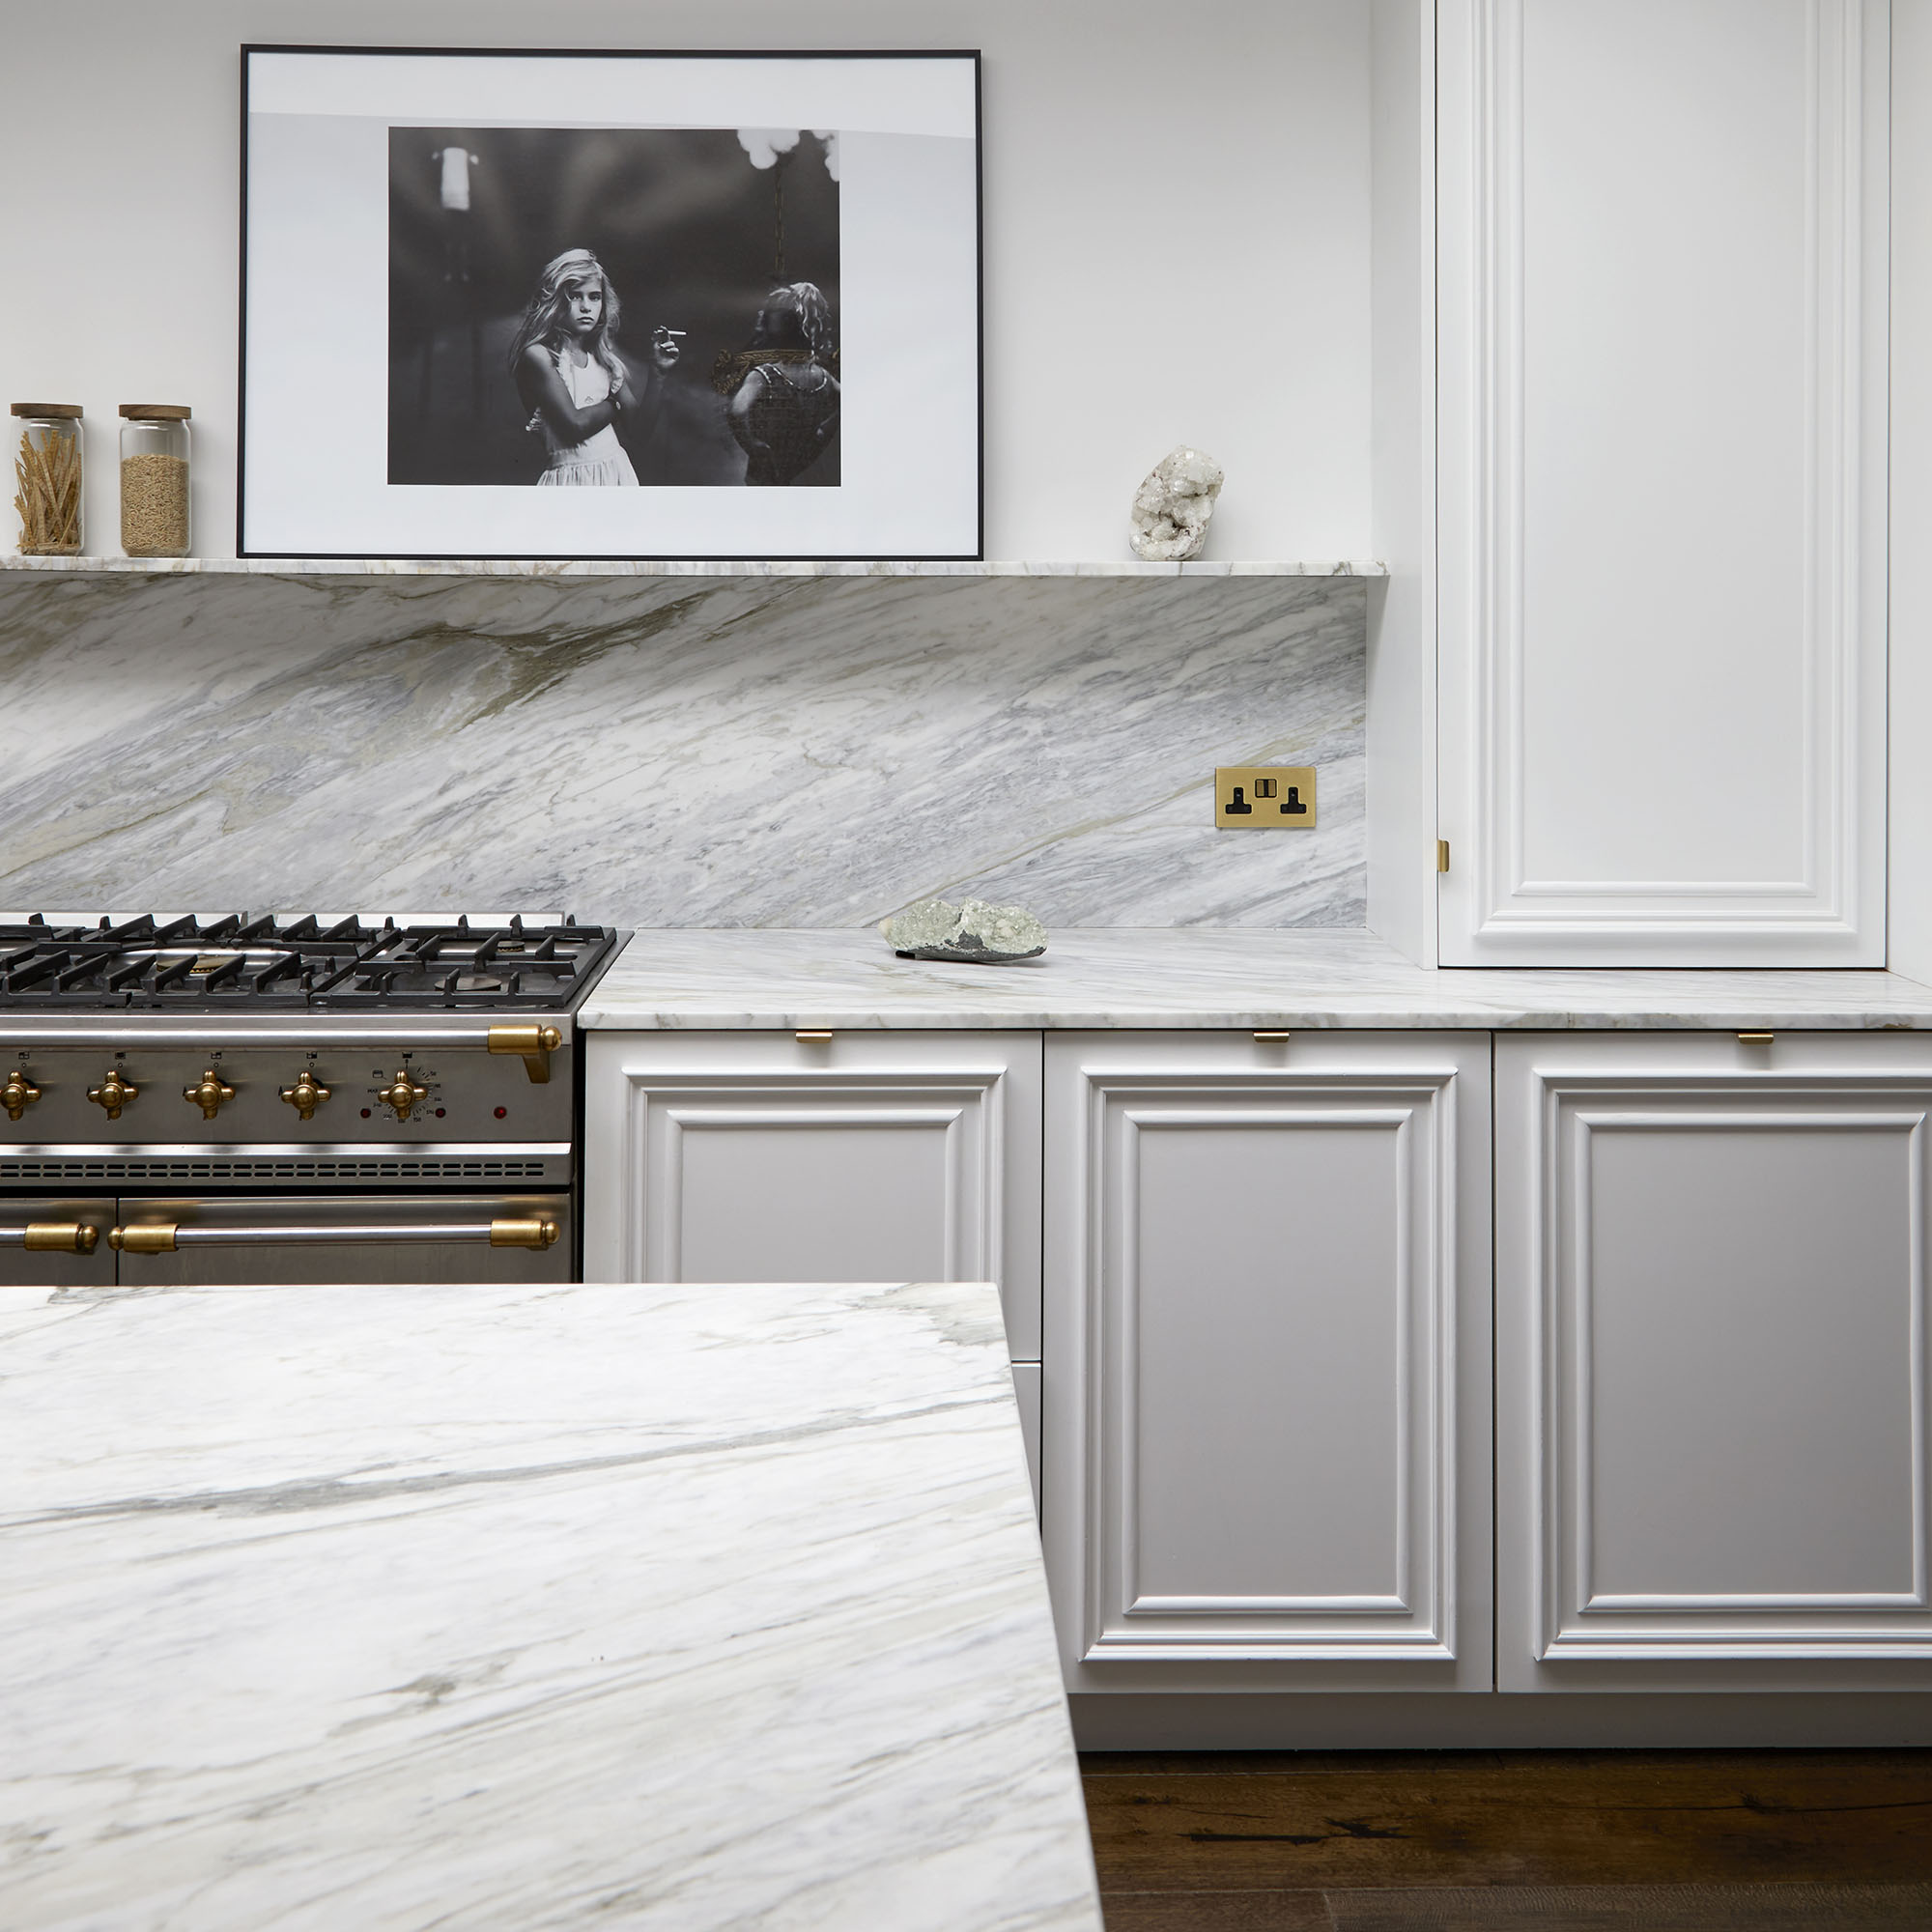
left=1892, top=0, right=1932, bottom=982
left=0, top=0, right=1371, bottom=563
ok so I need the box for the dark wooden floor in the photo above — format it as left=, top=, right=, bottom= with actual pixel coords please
left=1080, top=1749, right=1932, bottom=1930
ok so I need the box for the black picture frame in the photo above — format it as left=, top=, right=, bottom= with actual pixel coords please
left=238, top=44, right=983, bottom=562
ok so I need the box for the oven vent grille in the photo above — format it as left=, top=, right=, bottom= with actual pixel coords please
left=1, top=1156, right=555, bottom=1184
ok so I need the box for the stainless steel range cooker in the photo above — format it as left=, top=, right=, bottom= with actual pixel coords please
left=0, top=911, right=626, bottom=1286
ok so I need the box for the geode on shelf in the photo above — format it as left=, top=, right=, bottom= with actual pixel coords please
left=1128, top=446, right=1224, bottom=562
left=879, top=897, right=1048, bottom=965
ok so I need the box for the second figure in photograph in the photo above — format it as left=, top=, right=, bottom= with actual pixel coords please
left=509, top=248, right=681, bottom=486
left=715, top=282, right=841, bottom=486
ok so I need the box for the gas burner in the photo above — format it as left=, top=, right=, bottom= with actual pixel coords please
left=0, top=913, right=623, bottom=1012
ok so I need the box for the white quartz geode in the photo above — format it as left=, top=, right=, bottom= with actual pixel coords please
left=1128, top=446, right=1224, bottom=561
left=880, top=897, right=1047, bottom=965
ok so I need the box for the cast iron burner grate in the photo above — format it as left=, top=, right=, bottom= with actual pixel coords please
left=0, top=913, right=621, bottom=1011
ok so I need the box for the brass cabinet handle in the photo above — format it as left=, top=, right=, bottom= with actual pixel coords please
left=2, top=1067, right=42, bottom=1121
left=279, top=1069, right=331, bottom=1121
left=1737, top=1032, right=1775, bottom=1044
left=109, top=1219, right=560, bottom=1253
left=488, top=1024, right=563, bottom=1084
left=0, top=1222, right=100, bottom=1254
left=795, top=1030, right=834, bottom=1042
left=87, top=1069, right=139, bottom=1119
left=376, top=1070, right=429, bottom=1121
left=1253, top=1031, right=1293, bottom=1043
left=183, top=1066, right=237, bottom=1121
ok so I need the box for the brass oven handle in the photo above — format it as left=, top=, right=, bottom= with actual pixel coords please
left=109, top=1219, right=560, bottom=1253
left=3, top=1067, right=42, bottom=1121
left=0, top=1222, right=101, bottom=1255
left=488, top=1024, right=563, bottom=1085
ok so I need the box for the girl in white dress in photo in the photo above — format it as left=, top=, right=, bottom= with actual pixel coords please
left=508, top=249, right=680, bottom=486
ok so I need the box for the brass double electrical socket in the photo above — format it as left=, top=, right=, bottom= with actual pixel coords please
left=1215, top=765, right=1317, bottom=829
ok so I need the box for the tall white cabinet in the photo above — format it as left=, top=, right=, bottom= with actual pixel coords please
left=1042, top=1032, right=1493, bottom=1691
left=1374, top=0, right=1890, bottom=966
left=1495, top=1032, right=1932, bottom=1690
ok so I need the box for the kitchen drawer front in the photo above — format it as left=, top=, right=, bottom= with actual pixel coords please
left=1043, top=1030, right=1493, bottom=1690
left=583, top=1031, right=1042, bottom=1359
left=1495, top=1031, right=1932, bottom=1690
left=108, top=1194, right=576, bottom=1286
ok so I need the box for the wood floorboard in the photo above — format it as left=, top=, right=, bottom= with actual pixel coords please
left=1079, top=1749, right=1932, bottom=1892
left=1321, top=1880, right=1932, bottom=1930
left=1095, top=1889, right=1335, bottom=1931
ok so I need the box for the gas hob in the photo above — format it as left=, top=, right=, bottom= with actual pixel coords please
left=0, top=912, right=621, bottom=1011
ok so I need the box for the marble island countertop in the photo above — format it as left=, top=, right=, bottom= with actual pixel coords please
left=0, top=1280, right=1099, bottom=1932
left=579, top=928, right=1932, bottom=1032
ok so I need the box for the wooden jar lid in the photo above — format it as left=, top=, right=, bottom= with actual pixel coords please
left=120, top=404, right=192, bottom=421
left=11, top=402, right=82, bottom=418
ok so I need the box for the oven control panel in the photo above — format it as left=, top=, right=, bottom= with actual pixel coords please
left=0, top=1041, right=574, bottom=1149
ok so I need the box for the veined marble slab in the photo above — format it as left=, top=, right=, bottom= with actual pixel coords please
left=578, top=927, right=1932, bottom=1030
left=0, top=571, right=1363, bottom=927
left=0, top=1279, right=1099, bottom=1932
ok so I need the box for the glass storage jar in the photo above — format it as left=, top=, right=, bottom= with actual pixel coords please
left=119, top=405, right=191, bottom=557
left=11, top=403, right=83, bottom=555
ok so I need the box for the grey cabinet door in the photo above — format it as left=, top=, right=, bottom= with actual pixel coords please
left=583, top=1031, right=1042, bottom=1359
left=1495, top=1031, right=1932, bottom=1690
left=1044, top=1030, right=1492, bottom=1691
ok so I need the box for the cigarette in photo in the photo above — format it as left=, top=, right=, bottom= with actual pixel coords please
left=657, top=327, right=688, bottom=338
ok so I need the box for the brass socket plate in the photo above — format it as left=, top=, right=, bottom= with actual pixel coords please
left=1215, top=765, right=1317, bottom=829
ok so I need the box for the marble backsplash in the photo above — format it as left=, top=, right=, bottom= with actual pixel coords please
left=0, top=571, right=1365, bottom=926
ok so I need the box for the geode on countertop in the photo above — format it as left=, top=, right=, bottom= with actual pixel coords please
left=879, top=896, right=1048, bottom=965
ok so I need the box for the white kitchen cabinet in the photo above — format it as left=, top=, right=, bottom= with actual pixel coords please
left=582, top=1031, right=1041, bottom=1359
left=1042, top=1032, right=1492, bottom=1690
left=1378, top=0, right=1889, bottom=965
left=1495, top=1032, right=1932, bottom=1690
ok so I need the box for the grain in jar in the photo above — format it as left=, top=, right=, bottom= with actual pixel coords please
left=119, top=404, right=191, bottom=557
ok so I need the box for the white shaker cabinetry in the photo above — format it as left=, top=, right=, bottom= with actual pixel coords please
left=1495, top=1032, right=1932, bottom=1690
left=1425, top=0, right=1889, bottom=964
left=582, top=1031, right=1042, bottom=1360
left=1042, top=1032, right=1493, bottom=1691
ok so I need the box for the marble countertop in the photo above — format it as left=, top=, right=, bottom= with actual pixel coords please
left=578, top=928, right=1932, bottom=1032
left=0, top=1280, right=1099, bottom=1932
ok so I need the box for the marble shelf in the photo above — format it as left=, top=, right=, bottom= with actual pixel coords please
left=0, top=554, right=1386, bottom=580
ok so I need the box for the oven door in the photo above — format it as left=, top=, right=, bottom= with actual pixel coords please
left=109, top=1194, right=574, bottom=1285
left=0, top=1196, right=116, bottom=1287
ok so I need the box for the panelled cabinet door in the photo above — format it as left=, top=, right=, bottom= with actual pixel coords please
left=1044, top=1032, right=1492, bottom=1691
left=1495, top=1033, right=1932, bottom=1690
left=582, top=1031, right=1041, bottom=1359
left=1435, top=0, right=1889, bottom=963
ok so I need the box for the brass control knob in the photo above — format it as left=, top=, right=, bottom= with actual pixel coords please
left=87, top=1069, right=139, bottom=1120
left=376, top=1070, right=428, bottom=1122
left=3, top=1067, right=42, bottom=1122
left=183, top=1067, right=237, bottom=1121
left=279, top=1068, right=331, bottom=1122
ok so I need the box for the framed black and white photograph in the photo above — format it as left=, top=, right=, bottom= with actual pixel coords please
left=239, top=47, right=981, bottom=559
